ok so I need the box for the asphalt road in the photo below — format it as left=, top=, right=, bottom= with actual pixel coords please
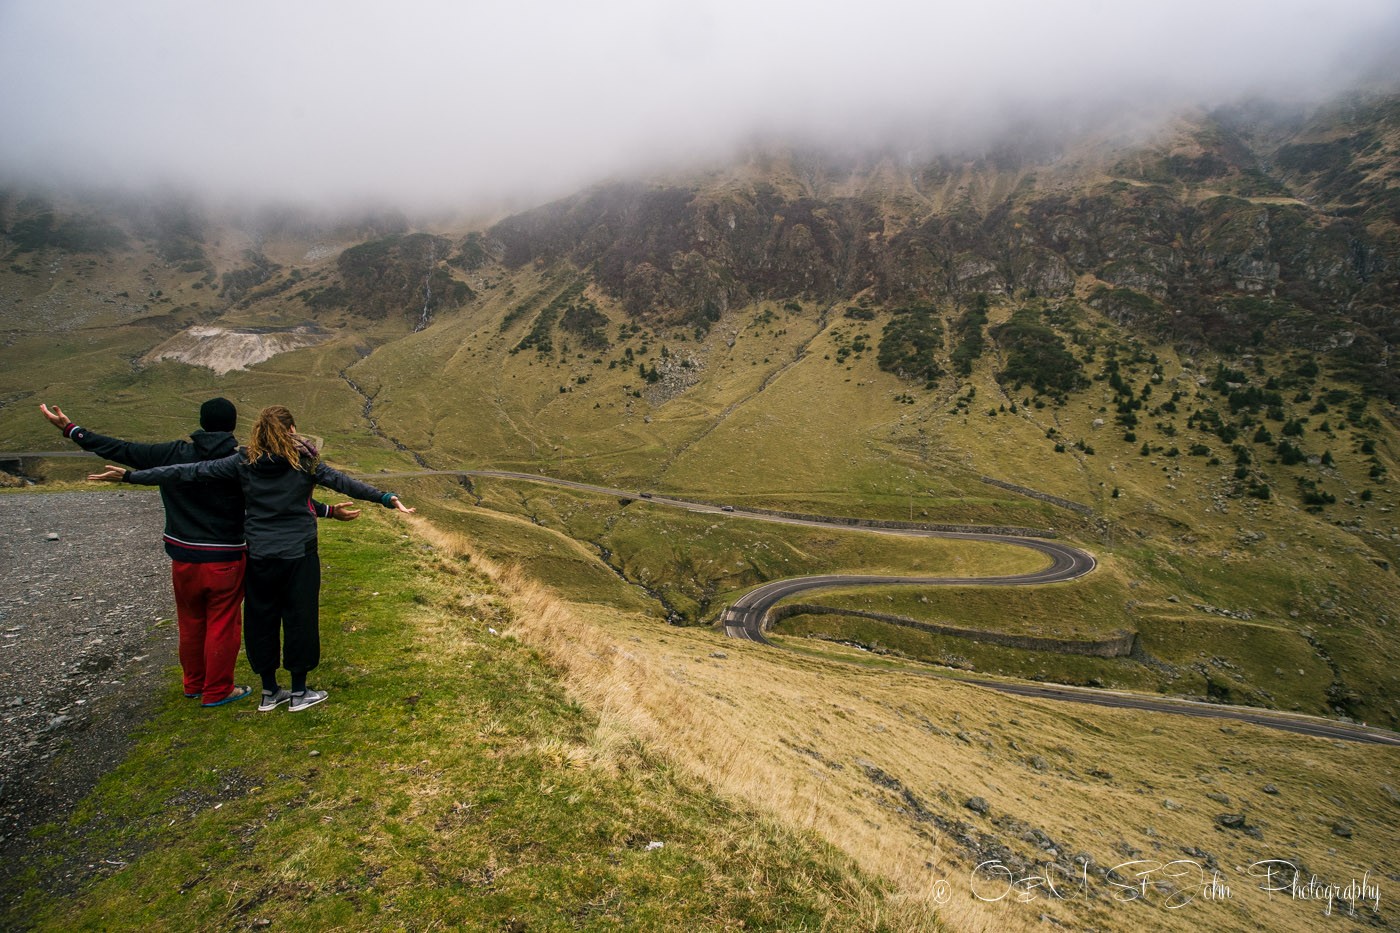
left=10, top=456, right=1397, bottom=746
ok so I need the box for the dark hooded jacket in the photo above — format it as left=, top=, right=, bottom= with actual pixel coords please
left=63, top=424, right=245, bottom=562
left=124, top=443, right=399, bottom=560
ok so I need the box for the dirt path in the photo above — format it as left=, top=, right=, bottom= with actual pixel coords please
left=0, top=490, right=175, bottom=907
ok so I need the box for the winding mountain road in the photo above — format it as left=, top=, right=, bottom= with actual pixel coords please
left=720, top=536, right=1095, bottom=643
left=8, top=454, right=1397, bottom=745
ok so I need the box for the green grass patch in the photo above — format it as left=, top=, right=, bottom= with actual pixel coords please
left=791, top=574, right=1137, bottom=642
left=1134, top=614, right=1333, bottom=711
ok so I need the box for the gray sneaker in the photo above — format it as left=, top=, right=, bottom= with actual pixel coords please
left=289, top=688, right=328, bottom=712
left=258, top=688, right=292, bottom=712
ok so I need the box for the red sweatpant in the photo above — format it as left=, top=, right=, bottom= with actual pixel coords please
left=171, top=558, right=246, bottom=704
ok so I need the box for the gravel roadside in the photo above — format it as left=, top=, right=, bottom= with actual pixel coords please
left=0, top=489, right=176, bottom=907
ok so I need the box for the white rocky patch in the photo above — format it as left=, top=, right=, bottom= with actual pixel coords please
left=142, top=325, right=331, bottom=374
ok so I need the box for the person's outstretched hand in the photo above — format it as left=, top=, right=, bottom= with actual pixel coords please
left=329, top=502, right=361, bottom=521
left=39, top=404, right=72, bottom=430
left=88, top=465, right=126, bottom=483
left=389, top=496, right=415, bottom=514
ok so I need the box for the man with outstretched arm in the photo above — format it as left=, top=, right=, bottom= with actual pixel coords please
left=40, top=399, right=356, bottom=707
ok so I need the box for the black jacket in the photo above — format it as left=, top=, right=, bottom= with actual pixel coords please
left=125, top=445, right=398, bottom=560
left=64, top=424, right=246, bottom=562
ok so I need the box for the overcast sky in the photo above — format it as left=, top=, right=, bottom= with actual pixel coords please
left=1, top=0, right=1397, bottom=212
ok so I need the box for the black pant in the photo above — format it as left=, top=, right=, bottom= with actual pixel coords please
left=245, top=541, right=321, bottom=676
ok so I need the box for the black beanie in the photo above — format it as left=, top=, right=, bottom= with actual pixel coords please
left=199, top=397, right=237, bottom=433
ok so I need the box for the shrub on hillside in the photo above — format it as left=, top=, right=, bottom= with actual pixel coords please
left=877, top=305, right=944, bottom=385
left=950, top=296, right=989, bottom=377
left=992, top=307, right=1087, bottom=399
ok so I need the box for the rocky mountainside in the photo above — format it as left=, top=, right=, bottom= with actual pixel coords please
left=489, top=93, right=1400, bottom=399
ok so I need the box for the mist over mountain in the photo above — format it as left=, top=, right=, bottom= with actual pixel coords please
left=2, top=0, right=1399, bottom=212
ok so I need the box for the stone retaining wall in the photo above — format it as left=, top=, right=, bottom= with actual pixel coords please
left=980, top=476, right=1095, bottom=516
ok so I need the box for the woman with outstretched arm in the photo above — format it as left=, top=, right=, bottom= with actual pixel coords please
left=91, top=405, right=414, bottom=712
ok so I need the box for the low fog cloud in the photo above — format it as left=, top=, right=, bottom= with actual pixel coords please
left=1, top=0, right=1397, bottom=212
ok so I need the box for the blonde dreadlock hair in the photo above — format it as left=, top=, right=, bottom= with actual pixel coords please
left=246, top=405, right=317, bottom=472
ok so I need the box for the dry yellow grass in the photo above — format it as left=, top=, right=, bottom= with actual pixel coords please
left=408, top=516, right=1400, bottom=932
